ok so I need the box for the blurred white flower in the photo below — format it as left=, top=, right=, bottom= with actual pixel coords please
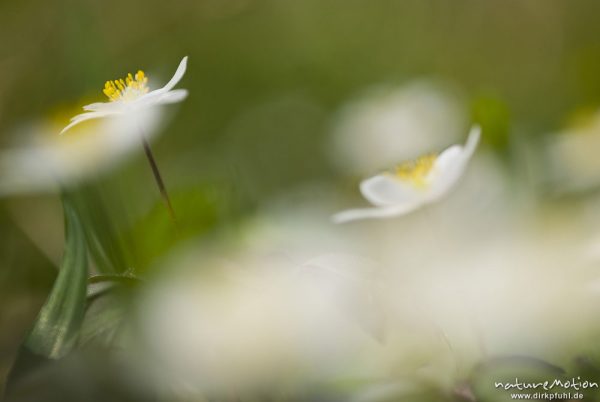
left=60, top=56, right=188, bottom=134
left=138, top=252, right=382, bottom=395
left=0, top=107, right=163, bottom=196
left=331, top=81, right=467, bottom=174
left=332, top=125, right=480, bottom=223
left=129, top=155, right=600, bottom=399
left=374, top=215, right=600, bottom=364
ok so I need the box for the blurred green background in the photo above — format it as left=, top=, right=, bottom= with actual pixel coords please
left=3, top=0, right=600, bottom=397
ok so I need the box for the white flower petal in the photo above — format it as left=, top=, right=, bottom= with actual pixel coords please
left=148, top=89, right=189, bottom=106
left=129, top=89, right=187, bottom=110
left=431, top=126, right=480, bottom=175
left=62, top=56, right=188, bottom=135
left=431, top=145, right=462, bottom=173
left=464, top=124, right=481, bottom=157
left=134, top=55, right=187, bottom=107
left=158, top=89, right=189, bottom=104
left=360, top=174, right=421, bottom=207
left=83, top=102, right=115, bottom=112
left=60, top=111, right=115, bottom=135
left=333, top=125, right=480, bottom=223
left=142, top=56, right=188, bottom=101
left=427, top=124, right=480, bottom=199
left=332, top=204, right=419, bottom=223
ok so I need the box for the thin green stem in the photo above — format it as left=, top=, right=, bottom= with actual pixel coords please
left=140, top=135, right=177, bottom=225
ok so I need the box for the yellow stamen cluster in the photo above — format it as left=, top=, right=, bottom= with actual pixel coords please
left=103, top=70, right=148, bottom=102
left=393, top=154, right=437, bottom=188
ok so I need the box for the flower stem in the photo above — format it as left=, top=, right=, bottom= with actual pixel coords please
left=140, top=136, right=177, bottom=225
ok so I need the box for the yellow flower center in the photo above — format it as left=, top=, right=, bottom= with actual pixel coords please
left=393, top=153, right=437, bottom=188
left=103, top=70, right=149, bottom=102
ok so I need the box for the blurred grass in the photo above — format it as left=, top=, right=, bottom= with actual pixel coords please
left=0, top=201, right=56, bottom=395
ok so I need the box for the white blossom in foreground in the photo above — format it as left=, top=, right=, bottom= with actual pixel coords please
left=0, top=108, right=163, bottom=196
left=137, top=252, right=381, bottom=395
left=332, top=125, right=480, bottom=223
left=60, top=56, right=188, bottom=134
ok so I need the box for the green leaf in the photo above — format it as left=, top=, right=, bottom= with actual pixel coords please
left=79, top=290, right=126, bottom=349
left=127, top=186, right=221, bottom=272
left=24, top=196, right=89, bottom=359
left=71, top=185, right=129, bottom=275
left=87, top=272, right=143, bottom=303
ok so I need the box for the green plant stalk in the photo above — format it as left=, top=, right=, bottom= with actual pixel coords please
left=24, top=196, right=88, bottom=359
left=141, top=136, right=177, bottom=225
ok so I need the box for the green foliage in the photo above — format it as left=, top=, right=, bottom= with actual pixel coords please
left=127, top=186, right=223, bottom=271
left=24, top=196, right=88, bottom=359
left=71, top=185, right=130, bottom=275
left=79, top=290, right=125, bottom=349
left=471, top=95, right=511, bottom=152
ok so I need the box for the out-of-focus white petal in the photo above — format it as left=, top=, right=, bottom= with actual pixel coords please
left=360, top=175, right=420, bottom=207
left=300, top=253, right=386, bottom=341
left=332, top=204, right=419, bottom=223
left=432, top=126, right=480, bottom=175
left=60, top=111, right=114, bottom=135
left=83, top=102, right=117, bottom=112
left=432, top=145, right=462, bottom=173
left=135, top=89, right=188, bottom=109
left=427, top=165, right=465, bottom=201
left=155, top=89, right=189, bottom=105
left=427, top=125, right=480, bottom=199
left=1, top=108, right=165, bottom=196
left=464, top=124, right=481, bottom=157
left=138, top=251, right=374, bottom=394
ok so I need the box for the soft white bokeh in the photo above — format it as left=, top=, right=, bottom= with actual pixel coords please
left=129, top=106, right=600, bottom=399
left=351, top=155, right=600, bottom=383
left=137, top=250, right=383, bottom=395
left=544, top=110, right=600, bottom=193
left=133, top=168, right=600, bottom=398
left=0, top=107, right=164, bottom=196
left=330, top=81, right=467, bottom=175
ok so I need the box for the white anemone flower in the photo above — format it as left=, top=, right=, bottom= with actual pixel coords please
left=332, top=125, right=481, bottom=223
left=0, top=107, right=164, bottom=196
left=60, top=56, right=188, bottom=134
